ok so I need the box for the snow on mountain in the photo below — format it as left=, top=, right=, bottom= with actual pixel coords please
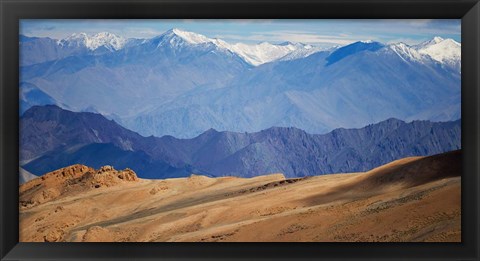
left=58, top=32, right=127, bottom=51
left=153, top=28, right=317, bottom=66
left=56, top=33, right=87, bottom=48
left=414, top=37, right=461, bottom=70
left=385, top=38, right=460, bottom=71
left=124, top=39, right=460, bottom=138
left=278, top=44, right=327, bottom=62
left=144, top=29, right=244, bottom=62
left=152, top=28, right=209, bottom=49
left=24, top=28, right=321, bottom=66
left=225, top=42, right=302, bottom=66
left=387, top=42, right=428, bottom=63
left=414, top=36, right=444, bottom=49
left=21, top=28, right=251, bottom=118
left=20, top=33, right=461, bottom=139
left=24, top=30, right=460, bottom=70
left=168, top=28, right=211, bottom=44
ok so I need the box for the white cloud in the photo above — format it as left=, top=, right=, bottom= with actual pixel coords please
left=216, top=31, right=365, bottom=46
left=122, top=28, right=163, bottom=38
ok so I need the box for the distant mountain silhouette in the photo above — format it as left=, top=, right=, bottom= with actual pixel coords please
left=20, top=32, right=460, bottom=138
left=21, top=105, right=461, bottom=178
left=326, top=41, right=384, bottom=65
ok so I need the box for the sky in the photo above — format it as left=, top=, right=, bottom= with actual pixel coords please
left=20, top=19, right=461, bottom=47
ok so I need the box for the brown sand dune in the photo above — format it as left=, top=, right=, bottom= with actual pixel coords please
left=19, top=150, right=461, bottom=242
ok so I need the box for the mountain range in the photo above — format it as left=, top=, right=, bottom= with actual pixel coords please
left=20, top=105, right=461, bottom=179
left=20, top=29, right=461, bottom=138
left=20, top=29, right=319, bottom=67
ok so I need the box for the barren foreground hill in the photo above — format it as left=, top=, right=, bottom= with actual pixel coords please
left=19, top=150, right=461, bottom=242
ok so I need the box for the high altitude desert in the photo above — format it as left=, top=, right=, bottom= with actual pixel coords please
left=19, top=150, right=461, bottom=242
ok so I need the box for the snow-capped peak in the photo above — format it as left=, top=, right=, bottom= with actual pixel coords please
left=414, top=36, right=445, bottom=50
left=167, top=28, right=211, bottom=44
left=387, top=42, right=426, bottom=63
left=414, top=36, right=461, bottom=70
left=360, top=40, right=374, bottom=44
left=156, top=28, right=232, bottom=53
left=226, top=41, right=323, bottom=65
left=156, top=28, right=320, bottom=66
left=432, top=36, right=444, bottom=43
left=58, top=33, right=87, bottom=46
left=58, top=32, right=126, bottom=51
left=278, top=45, right=326, bottom=62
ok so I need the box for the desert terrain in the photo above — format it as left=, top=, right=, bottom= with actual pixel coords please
left=19, top=150, right=461, bottom=242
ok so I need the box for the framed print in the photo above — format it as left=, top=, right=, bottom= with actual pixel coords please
left=1, top=0, right=479, bottom=260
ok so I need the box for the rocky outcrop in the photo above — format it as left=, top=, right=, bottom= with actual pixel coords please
left=19, top=164, right=139, bottom=209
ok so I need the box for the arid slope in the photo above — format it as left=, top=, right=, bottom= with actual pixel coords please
left=19, top=150, right=461, bottom=242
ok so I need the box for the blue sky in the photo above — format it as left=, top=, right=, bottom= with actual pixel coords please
left=20, top=19, right=461, bottom=47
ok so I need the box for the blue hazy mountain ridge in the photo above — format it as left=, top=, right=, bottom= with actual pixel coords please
left=21, top=105, right=461, bottom=179
left=23, top=143, right=188, bottom=179
left=20, top=35, right=108, bottom=66
left=130, top=42, right=460, bottom=138
left=20, top=35, right=69, bottom=66
left=20, top=82, right=58, bottom=114
left=325, top=40, right=385, bottom=65
left=20, top=29, right=251, bottom=121
left=19, top=30, right=461, bottom=138
left=19, top=34, right=145, bottom=66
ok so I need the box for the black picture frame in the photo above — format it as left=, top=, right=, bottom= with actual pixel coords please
left=1, top=0, right=479, bottom=260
